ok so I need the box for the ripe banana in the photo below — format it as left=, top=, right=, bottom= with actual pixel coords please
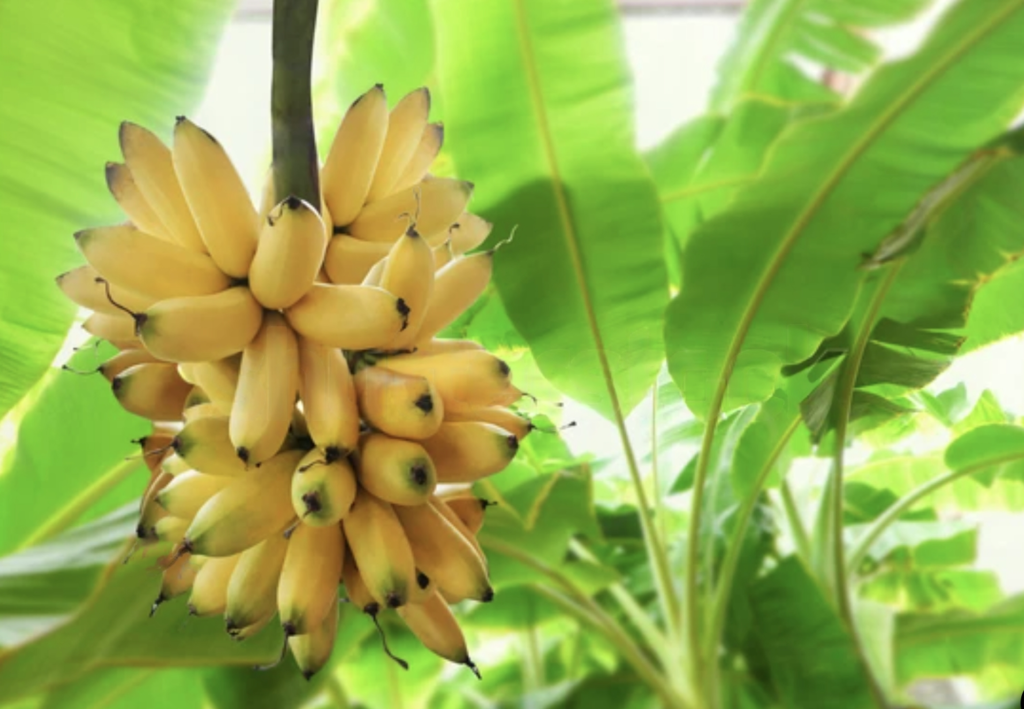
left=297, top=336, right=359, bottom=459
left=184, top=400, right=226, bottom=424
left=291, top=449, right=357, bottom=525
left=160, top=452, right=192, bottom=477
left=119, top=122, right=205, bottom=252
left=157, top=470, right=232, bottom=518
left=365, top=87, right=430, bottom=203
left=394, top=501, right=491, bottom=602
left=249, top=197, right=326, bottom=309
left=230, top=312, right=299, bottom=465
left=354, top=365, right=443, bottom=439
left=225, top=532, right=289, bottom=636
left=445, top=406, right=532, bottom=440
left=111, top=363, right=191, bottom=421
left=347, top=178, right=473, bottom=244
left=362, top=258, right=387, bottom=287
left=341, top=487, right=416, bottom=608
left=380, top=228, right=434, bottom=348
left=448, top=213, right=492, bottom=255
left=184, top=449, right=302, bottom=556
left=139, top=287, right=264, bottom=363
left=391, top=122, right=444, bottom=194
left=172, top=116, right=259, bottom=277
left=421, top=422, right=518, bottom=483
left=432, top=239, right=454, bottom=271
left=289, top=597, right=339, bottom=679
left=437, top=493, right=490, bottom=535
left=323, top=235, right=390, bottom=285
left=430, top=495, right=485, bottom=560
left=105, top=161, right=173, bottom=241
left=322, top=84, right=389, bottom=227
left=138, top=470, right=174, bottom=541
left=181, top=357, right=239, bottom=411
left=278, top=522, right=344, bottom=635
left=285, top=283, right=407, bottom=350
left=154, top=515, right=191, bottom=544
left=377, top=350, right=519, bottom=412
left=188, top=554, right=240, bottom=617
left=357, top=433, right=436, bottom=506
left=416, top=251, right=493, bottom=342
left=83, top=312, right=140, bottom=350
left=341, top=553, right=377, bottom=614
left=173, top=416, right=247, bottom=477
left=75, top=225, right=229, bottom=300
left=152, top=550, right=197, bottom=615
left=56, top=264, right=154, bottom=315
left=398, top=591, right=478, bottom=674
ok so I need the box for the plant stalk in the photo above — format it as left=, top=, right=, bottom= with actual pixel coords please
left=271, top=0, right=320, bottom=208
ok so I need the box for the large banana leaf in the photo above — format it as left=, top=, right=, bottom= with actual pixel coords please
left=709, top=0, right=932, bottom=110
left=666, top=0, right=1024, bottom=419
left=431, top=0, right=667, bottom=420
left=0, top=0, right=234, bottom=422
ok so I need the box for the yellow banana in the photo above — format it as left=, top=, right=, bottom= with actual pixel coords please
left=380, top=228, right=434, bottom=348
left=187, top=554, right=240, bottom=617
left=416, top=251, right=493, bottom=342
left=139, top=287, right=263, bottom=363
left=411, top=338, right=483, bottom=357
left=56, top=264, right=155, bottom=315
left=184, top=400, right=226, bottom=424
left=398, top=591, right=478, bottom=674
left=182, top=357, right=239, bottom=411
left=278, top=522, right=344, bottom=635
left=75, top=225, right=229, bottom=300
left=421, top=422, right=519, bottom=483
left=322, top=84, right=389, bottom=227
left=377, top=350, right=519, bottom=412
left=341, top=487, right=416, bottom=608
left=225, top=532, right=289, bottom=636
left=341, top=553, right=377, bottom=614
left=157, top=470, right=232, bottom=518
left=151, top=550, right=197, bottom=615
left=394, top=501, right=492, bottom=602
left=83, top=312, right=140, bottom=350
left=347, top=178, right=473, bottom=244
left=297, top=336, right=359, bottom=459
left=357, top=433, right=436, bottom=506
left=432, top=495, right=485, bottom=560
left=286, top=283, right=407, bottom=350
left=354, top=365, right=443, bottom=440
left=173, top=416, right=247, bottom=477
left=438, top=493, right=490, bottom=536
left=292, top=449, right=357, bottom=525
left=249, top=197, right=326, bottom=309
left=289, top=596, right=339, bottom=679
left=154, top=515, right=191, bottom=544
left=391, top=122, right=444, bottom=194
left=448, top=213, right=492, bottom=255
left=230, top=312, right=299, bottom=465
left=323, top=235, right=390, bottom=285
left=119, top=122, right=205, bottom=252
left=137, top=470, right=174, bottom=541
left=184, top=449, right=302, bottom=556
left=105, top=161, right=173, bottom=241
left=160, top=452, right=192, bottom=477
left=432, top=239, right=454, bottom=271
left=362, top=257, right=386, bottom=287
left=111, top=363, right=191, bottom=421
left=445, top=406, right=532, bottom=440
left=172, top=117, right=258, bottom=277
left=365, top=88, right=430, bottom=203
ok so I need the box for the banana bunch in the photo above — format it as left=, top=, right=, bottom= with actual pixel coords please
left=58, top=85, right=529, bottom=679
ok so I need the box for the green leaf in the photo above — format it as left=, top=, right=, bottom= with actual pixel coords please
left=0, top=345, right=150, bottom=557
left=433, top=0, right=668, bottom=419
left=944, top=423, right=1024, bottom=485
left=0, top=0, right=232, bottom=421
left=711, top=0, right=930, bottom=110
left=204, top=660, right=327, bottom=709
left=745, top=556, right=876, bottom=709
left=0, top=507, right=281, bottom=704
left=666, top=0, right=1024, bottom=419
left=38, top=668, right=206, bottom=709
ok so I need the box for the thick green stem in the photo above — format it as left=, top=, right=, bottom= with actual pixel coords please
left=271, top=0, right=320, bottom=208
left=780, top=478, right=812, bottom=562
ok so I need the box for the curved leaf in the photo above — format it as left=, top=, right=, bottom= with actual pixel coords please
left=0, top=0, right=233, bottom=421
left=944, top=423, right=1024, bottom=482
left=666, top=0, right=1024, bottom=419
left=432, top=0, right=667, bottom=419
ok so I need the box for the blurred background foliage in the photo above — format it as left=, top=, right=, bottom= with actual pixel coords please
left=4, top=0, right=1024, bottom=707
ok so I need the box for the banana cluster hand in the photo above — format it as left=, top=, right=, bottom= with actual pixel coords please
left=59, top=86, right=527, bottom=680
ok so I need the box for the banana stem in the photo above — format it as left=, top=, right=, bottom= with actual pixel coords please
left=271, top=0, right=320, bottom=209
